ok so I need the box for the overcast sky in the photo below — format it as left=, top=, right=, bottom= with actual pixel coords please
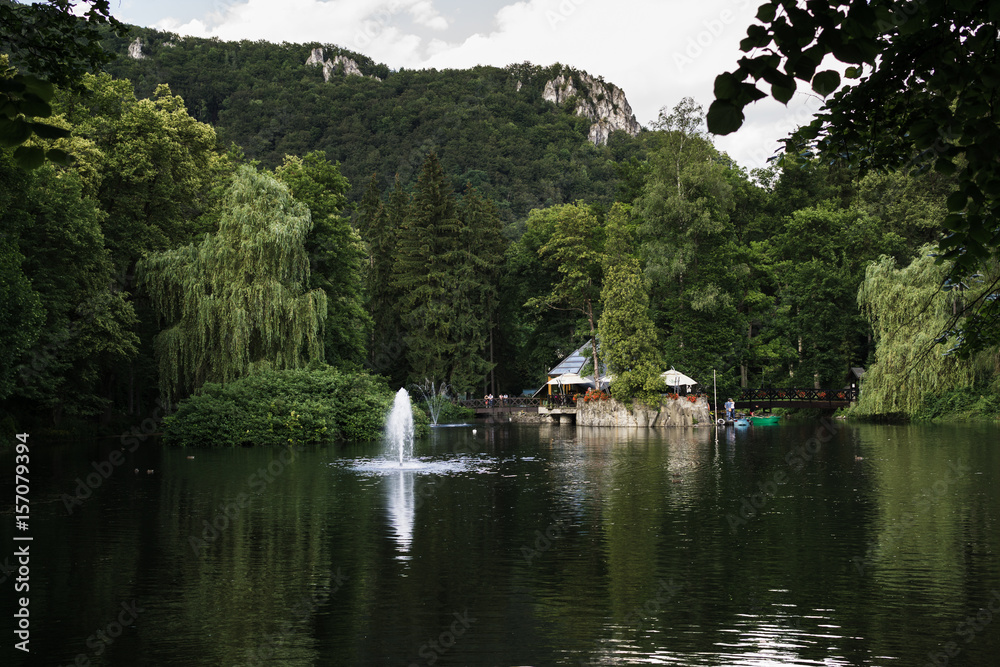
left=109, top=0, right=829, bottom=170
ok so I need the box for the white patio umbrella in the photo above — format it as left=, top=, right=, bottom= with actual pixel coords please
left=546, top=372, right=592, bottom=388
left=660, top=368, right=698, bottom=389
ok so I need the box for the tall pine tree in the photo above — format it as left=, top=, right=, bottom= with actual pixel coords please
left=360, top=174, right=408, bottom=386
left=394, top=153, right=463, bottom=388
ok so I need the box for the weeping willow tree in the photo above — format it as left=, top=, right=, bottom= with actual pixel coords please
left=138, top=166, right=328, bottom=403
left=855, top=248, right=998, bottom=418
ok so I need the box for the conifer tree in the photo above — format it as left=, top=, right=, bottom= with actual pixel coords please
left=139, top=166, right=327, bottom=403
left=394, top=153, right=464, bottom=388
left=361, top=174, right=407, bottom=384
left=454, top=187, right=506, bottom=393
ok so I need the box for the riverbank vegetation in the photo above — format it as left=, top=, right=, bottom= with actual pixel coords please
left=161, top=367, right=396, bottom=447
left=1, top=2, right=997, bottom=440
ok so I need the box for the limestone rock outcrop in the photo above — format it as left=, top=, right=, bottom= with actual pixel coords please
left=128, top=37, right=145, bottom=60
left=305, top=48, right=380, bottom=82
left=541, top=71, right=640, bottom=145
left=577, top=396, right=711, bottom=427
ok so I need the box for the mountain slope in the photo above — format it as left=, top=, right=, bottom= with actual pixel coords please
left=101, top=28, right=647, bottom=220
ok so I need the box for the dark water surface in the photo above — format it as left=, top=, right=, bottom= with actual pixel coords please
left=3, top=420, right=999, bottom=666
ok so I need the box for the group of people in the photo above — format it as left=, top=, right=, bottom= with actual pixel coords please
left=723, top=398, right=759, bottom=420
left=484, top=393, right=511, bottom=407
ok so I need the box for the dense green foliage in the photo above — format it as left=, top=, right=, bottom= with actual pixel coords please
left=139, top=166, right=328, bottom=405
left=709, top=0, right=1000, bottom=358
left=161, top=367, right=394, bottom=446
left=598, top=204, right=663, bottom=403
left=854, top=250, right=999, bottom=420
left=0, top=1, right=123, bottom=167
left=100, top=29, right=642, bottom=220
left=275, top=151, right=370, bottom=368
left=2, top=13, right=998, bottom=434
left=391, top=153, right=503, bottom=393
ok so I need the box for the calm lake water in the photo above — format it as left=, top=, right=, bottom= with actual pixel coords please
left=3, top=419, right=999, bottom=666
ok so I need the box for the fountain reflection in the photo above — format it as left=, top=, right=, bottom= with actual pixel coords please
left=386, top=470, right=416, bottom=560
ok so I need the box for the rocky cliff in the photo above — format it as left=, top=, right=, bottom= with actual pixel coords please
left=541, top=70, right=640, bottom=145
left=305, top=48, right=381, bottom=82
left=577, top=396, right=710, bottom=427
left=127, top=37, right=145, bottom=60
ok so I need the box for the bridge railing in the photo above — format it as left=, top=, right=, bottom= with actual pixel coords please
left=737, top=387, right=858, bottom=402
left=458, top=397, right=543, bottom=409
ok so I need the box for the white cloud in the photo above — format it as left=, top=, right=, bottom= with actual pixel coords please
left=147, top=0, right=813, bottom=169
left=409, top=0, right=448, bottom=30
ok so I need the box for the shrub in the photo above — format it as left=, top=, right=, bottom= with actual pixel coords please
left=162, top=366, right=394, bottom=447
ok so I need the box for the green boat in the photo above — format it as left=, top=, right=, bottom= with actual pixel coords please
left=750, top=414, right=780, bottom=425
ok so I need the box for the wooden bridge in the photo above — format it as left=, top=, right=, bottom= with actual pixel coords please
left=458, top=397, right=543, bottom=417
left=456, top=387, right=857, bottom=418
left=733, top=387, right=858, bottom=410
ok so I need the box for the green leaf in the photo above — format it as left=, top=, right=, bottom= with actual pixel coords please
left=46, top=148, right=73, bottom=166
left=706, top=100, right=744, bottom=135
left=0, top=118, right=32, bottom=148
left=772, top=81, right=795, bottom=104
left=831, top=42, right=864, bottom=64
left=0, top=79, right=27, bottom=95
left=713, top=72, right=740, bottom=100
left=934, top=158, right=957, bottom=175
left=16, top=94, right=53, bottom=118
left=13, top=145, right=46, bottom=170
left=844, top=66, right=862, bottom=79
left=17, top=76, right=56, bottom=102
left=811, top=70, right=841, bottom=96
left=946, top=191, right=968, bottom=212
left=756, top=3, right=777, bottom=23
left=29, top=122, right=71, bottom=140
left=740, top=25, right=772, bottom=51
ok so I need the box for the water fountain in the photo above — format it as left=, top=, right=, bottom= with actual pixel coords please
left=385, top=387, right=414, bottom=465
left=345, top=387, right=480, bottom=475
left=411, top=380, right=449, bottom=426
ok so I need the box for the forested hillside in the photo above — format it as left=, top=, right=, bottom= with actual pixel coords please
left=101, top=27, right=643, bottom=222
left=2, top=9, right=997, bottom=434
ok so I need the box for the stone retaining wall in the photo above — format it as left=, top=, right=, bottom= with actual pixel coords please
left=577, top=396, right=711, bottom=427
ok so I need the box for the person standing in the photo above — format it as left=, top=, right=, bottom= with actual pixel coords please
left=724, top=397, right=735, bottom=421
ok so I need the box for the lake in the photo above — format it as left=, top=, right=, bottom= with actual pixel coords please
left=3, top=418, right=999, bottom=666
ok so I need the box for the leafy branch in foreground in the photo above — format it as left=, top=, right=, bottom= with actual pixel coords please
left=1, top=1, right=125, bottom=168
left=708, top=1, right=999, bottom=355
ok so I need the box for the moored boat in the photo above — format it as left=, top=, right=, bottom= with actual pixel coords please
left=751, top=414, right=780, bottom=425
